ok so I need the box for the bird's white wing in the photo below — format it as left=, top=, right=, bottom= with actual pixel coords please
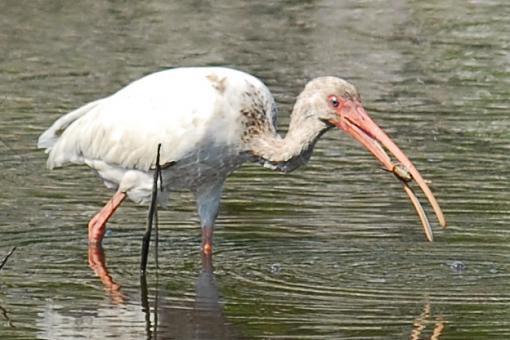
left=38, top=67, right=277, bottom=171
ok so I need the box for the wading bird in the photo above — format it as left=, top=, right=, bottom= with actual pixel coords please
left=38, top=67, right=446, bottom=254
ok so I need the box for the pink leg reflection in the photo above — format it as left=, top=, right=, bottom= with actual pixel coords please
left=88, top=244, right=126, bottom=304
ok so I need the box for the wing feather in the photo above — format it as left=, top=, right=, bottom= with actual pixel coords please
left=38, top=67, right=277, bottom=172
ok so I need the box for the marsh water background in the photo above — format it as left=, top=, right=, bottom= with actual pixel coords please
left=0, top=0, right=509, bottom=339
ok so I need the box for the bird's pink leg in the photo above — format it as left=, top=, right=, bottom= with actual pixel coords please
left=88, top=191, right=127, bottom=244
left=196, top=181, right=223, bottom=255
left=201, top=227, right=213, bottom=255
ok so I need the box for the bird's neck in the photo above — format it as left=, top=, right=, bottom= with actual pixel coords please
left=250, top=104, right=329, bottom=172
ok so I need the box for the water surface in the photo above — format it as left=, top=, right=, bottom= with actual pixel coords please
left=0, top=0, right=509, bottom=339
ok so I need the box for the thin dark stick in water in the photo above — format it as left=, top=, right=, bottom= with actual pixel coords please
left=0, top=247, right=16, bottom=271
left=0, top=304, right=15, bottom=328
left=140, top=144, right=162, bottom=273
left=140, top=273, right=152, bottom=337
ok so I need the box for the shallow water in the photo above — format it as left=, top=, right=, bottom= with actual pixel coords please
left=1, top=0, right=509, bottom=339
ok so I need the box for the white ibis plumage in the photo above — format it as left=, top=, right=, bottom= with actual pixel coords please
left=38, top=67, right=446, bottom=254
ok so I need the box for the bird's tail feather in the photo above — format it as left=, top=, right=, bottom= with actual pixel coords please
left=37, top=99, right=103, bottom=150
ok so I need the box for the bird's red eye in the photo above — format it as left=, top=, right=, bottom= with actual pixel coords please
left=328, top=95, right=339, bottom=108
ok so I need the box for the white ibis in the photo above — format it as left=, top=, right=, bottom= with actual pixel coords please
left=38, top=67, right=446, bottom=254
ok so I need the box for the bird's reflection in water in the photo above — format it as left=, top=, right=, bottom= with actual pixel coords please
left=154, top=253, right=237, bottom=339
left=88, top=244, right=126, bottom=305
left=89, top=246, right=445, bottom=339
left=410, top=302, right=445, bottom=340
left=88, top=245, right=238, bottom=339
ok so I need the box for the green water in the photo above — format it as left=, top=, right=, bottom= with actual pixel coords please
left=0, top=1, right=509, bottom=339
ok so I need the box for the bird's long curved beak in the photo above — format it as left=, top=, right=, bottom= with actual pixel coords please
left=329, top=98, right=446, bottom=241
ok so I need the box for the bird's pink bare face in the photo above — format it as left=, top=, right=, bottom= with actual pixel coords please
left=326, top=95, right=446, bottom=240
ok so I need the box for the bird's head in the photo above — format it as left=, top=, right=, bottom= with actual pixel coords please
left=297, top=76, right=446, bottom=239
